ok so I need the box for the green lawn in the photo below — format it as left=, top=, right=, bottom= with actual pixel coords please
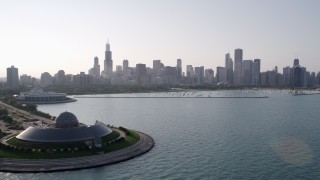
left=103, top=130, right=140, bottom=153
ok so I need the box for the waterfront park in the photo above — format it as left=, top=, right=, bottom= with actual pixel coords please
left=0, top=98, right=154, bottom=172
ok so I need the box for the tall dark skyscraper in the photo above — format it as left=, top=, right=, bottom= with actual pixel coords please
left=225, top=53, right=234, bottom=84
left=293, top=59, right=299, bottom=67
left=176, top=59, right=182, bottom=82
left=123, top=59, right=129, bottom=78
left=104, top=42, right=113, bottom=78
left=242, top=60, right=253, bottom=85
left=153, top=60, right=162, bottom=77
left=194, top=66, right=204, bottom=84
left=253, top=59, right=261, bottom=85
left=7, top=65, right=19, bottom=88
left=94, top=56, right=100, bottom=76
left=136, top=63, right=147, bottom=85
left=234, top=48, right=243, bottom=85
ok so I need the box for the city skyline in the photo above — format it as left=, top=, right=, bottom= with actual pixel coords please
left=1, top=0, right=320, bottom=77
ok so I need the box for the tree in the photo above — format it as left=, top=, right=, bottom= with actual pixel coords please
left=0, top=108, right=8, bottom=117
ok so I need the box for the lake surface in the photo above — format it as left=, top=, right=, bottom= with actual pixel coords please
left=1, top=90, right=320, bottom=179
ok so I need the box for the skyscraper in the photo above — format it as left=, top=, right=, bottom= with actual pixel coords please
left=234, top=48, right=243, bottom=85
left=253, top=59, right=261, bottom=85
left=55, top=70, right=66, bottom=85
left=153, top=60, right=162, bottom=77
left=104, top=42, right=113, bottom=78
left=194, top=66, right=204, bottom=84
left=293, top=59, right=299, bottom=67
left=283, top=66, right=291, bottom=86
left=225, top=53, right=234, bottom=84
left=40, top=72, right=53, bottom=87
left=216, top=67, right=227, bottom=84
left=7, top=65, right=19, bottom=88
left=186, top=65, right=194, bottom=77
left=89, top=56, right=100, bottom=77
left=123, top=59, right=129, bottom=78
left=136, top=63, right=147, bottom=85
left=176, top=59, right=182, bottom=82
left=94, top=56, right=100, bottom=77
left=242, top=60, right=253, bottom=85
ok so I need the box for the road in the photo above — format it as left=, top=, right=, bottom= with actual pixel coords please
left=0, top=101, right=54, bottom=134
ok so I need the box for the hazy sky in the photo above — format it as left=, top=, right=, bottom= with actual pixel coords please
left=1, top=0, right=319, bottom=78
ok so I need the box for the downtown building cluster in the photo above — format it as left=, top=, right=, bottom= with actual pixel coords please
left=3, top=43, right=320, bottom=89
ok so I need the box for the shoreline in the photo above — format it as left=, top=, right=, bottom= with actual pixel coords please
left=0, top=131, right=154, bottom=173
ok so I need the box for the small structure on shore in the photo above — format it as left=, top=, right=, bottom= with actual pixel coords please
left=15, top=88, right=76, bottom=104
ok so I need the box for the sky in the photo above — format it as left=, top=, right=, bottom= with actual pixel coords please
left=0, top=0, right=320, bottom=78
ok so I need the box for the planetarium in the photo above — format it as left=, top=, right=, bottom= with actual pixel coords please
left=16, top=112, right=112, bottom=147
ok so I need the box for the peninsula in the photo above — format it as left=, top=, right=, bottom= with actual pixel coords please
left=0, top=103, right=154, bottom=172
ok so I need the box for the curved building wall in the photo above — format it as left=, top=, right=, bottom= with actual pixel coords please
left=16, top=124, right=112, bottom=143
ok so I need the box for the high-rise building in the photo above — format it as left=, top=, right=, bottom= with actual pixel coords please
left=73, top=72, right=93, bottom=86
left=20, top=74, right=32, bottom=87
left=7, top=65, right=19, bottom=88
left=55, top=70, right=66, bottom=85
left=194, top=66, right=204, bottom=84
left=40, top=72, right=53, bottom=87
left=216, top=67, right=227, bottom=84
left=295, top=67, right=307, bottom=88
left=225, top=53, right=234, bottom=84
left=267, top=70, right=277, bottom=87
left=176, top=59, right=182, bottom=82
left=204, top=69, right=214, bottom=84
left=283, top=66, right=291, bottom=86
left=89, top=56, right=100, bottom=77
left=186, top=65, right=194, bottom=77
left=293, top=59, right=299, bottom=67
left=116, top=65, right=122, bottom=73
left=316, top=72, right=320, bottom=86
left=253, top=59, right=261, bottom=85
left=136, top=64, right=147, bottom=76
left=136, top=64, right=147, bottom=85
left=164, top=66, right=178, bottom=84
left=123, top=59, right=129, bottom=78
left=242, top=60, right=253, bottom=85
left=234, top=49, right=243, bottom=85
left=153, top=60, right=162, bottom=77
left=104, top=42, right=113, bottom=78
left=291, top=59, right=307, bottom=88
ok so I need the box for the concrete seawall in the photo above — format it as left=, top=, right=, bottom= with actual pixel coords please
left=0, top=131, right=154, bottom=173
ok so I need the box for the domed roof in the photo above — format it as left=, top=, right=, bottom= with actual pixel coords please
left=55, top=111, right=79, bottom=128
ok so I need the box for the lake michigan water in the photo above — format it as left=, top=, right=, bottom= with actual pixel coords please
left=1, top=90, right=320, bottom=179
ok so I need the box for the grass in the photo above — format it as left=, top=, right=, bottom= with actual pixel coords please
left=0, top=129, right=140, bottom=159
left=103, top=130, right=140, bottom=153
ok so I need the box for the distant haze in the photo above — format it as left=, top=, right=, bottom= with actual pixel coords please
left=1, top=0, right=319, bottom=78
